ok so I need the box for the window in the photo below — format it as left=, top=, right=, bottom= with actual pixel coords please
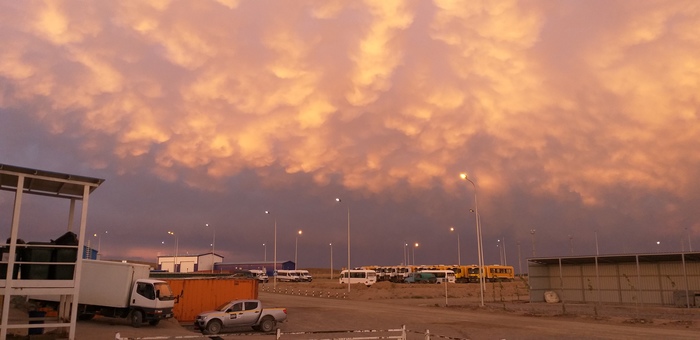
left=245, top=301, right=259, bottom=310
left=136, top=282, right=155, bottom=300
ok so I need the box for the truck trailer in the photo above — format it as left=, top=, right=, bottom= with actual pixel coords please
left=33, top=260, right=176, bottom=327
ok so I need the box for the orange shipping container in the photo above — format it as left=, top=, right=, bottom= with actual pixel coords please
left=163, top=277, right=258, bottom=322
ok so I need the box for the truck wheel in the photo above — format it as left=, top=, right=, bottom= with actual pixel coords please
left=130, top=310, right=143, bottom=328
left=148, top=319, right=160, bottom=326
left=259, top=316, right=275, bottom=332
left=205, top=320, right=222, bottom=335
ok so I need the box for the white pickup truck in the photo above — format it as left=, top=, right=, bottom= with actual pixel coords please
left=194, top=299, right=287, bottom=334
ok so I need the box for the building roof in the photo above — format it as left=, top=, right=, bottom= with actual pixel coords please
left=528, top=252, right=700, bottom=265
left=0, top=163, right=105, bottom=199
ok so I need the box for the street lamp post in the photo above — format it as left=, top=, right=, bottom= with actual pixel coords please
left=530, top=229, right=536, bottom=257
left=404, top=243, right=408, bottom=265
left=295, top=230, right=302, bottom=269
left=497, top=239, right=502, bottom=265
left=461, top=172, right=485, bottom=307
left=502, top=236, right=507, bottom=265
left=265, top=211, right=277, bottom=289
left=569, top=235, right=574, bottom=255
left=336, top=198, right=351, bottom=293
left=517, top=241, right=522, bottom=276
left=263, top=243, right=267, bottom=262
left=413, top=243, right=419, bottom=265
left=167, top=231, right=178, bottom=273
left=329, top=243, right=333, bottom=280
left=450, top=227, right=461, bottom=266
left=206, top=223, right=215, bottom=273
left=595, top=230, right=599, bottom=255
left=93, top=231, right=107, bottom=259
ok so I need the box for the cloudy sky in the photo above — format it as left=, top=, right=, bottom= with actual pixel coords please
left=1, top=0, right=700, bottom=271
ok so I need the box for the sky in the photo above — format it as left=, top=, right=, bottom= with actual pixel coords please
left=1, top=0, right=700, bottom=271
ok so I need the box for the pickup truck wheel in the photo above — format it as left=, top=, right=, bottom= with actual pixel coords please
left=148, top=319, right=160, bottom=326
left=205, top=320, right=222, bottom=335
left=130, top=310, right=143, bottom=328
left=259, top=316, right=275, bottom=332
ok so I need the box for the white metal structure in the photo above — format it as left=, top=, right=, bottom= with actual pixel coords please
left=339, top=269, right=377, bottom=286
left=418, top=270, right=456, bottom=283
left=0, top=163, right=104, bottom=339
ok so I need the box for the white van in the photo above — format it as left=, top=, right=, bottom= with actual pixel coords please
left=249, top=269, right=269, bottom=283
left=294, top=269, right=313, bottom=282
left=418, top=270, right=456, bottom=283
left=339, top=269, right=377, bottom=286
left=275, top=270, right=301, bottom=282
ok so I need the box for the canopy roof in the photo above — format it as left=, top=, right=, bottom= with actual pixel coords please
left=0, top=163, right=104, bottom=199
left=529, top=252, right=700, bottom=265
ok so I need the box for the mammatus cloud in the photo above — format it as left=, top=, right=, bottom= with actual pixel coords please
left=1, top=0, right=699, bottom=212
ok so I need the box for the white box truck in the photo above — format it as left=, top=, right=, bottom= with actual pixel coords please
left=33, top=260, right=176, bottom=327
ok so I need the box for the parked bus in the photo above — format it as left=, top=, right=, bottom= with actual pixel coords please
left=466, top=265, right=514, bottom=282
left=417, top=270, right=456, bottom=283
left=466, top=265, right=481, bottom=283
left=339, top=269, right=378, bottom=286
left=484, top=265, right=514, bottom=282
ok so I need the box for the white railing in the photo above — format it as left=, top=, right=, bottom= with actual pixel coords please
left=114, top=325, right=470, bottom=340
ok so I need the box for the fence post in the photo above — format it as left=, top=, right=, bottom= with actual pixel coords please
left=425, top=328, right=430, bottom=340
left=276, top=328, right=281, bottom=340
left=402, top=325, right=407, bottom=340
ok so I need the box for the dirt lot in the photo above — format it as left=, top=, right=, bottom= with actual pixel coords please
left=8, top=276, right=700, bottom=339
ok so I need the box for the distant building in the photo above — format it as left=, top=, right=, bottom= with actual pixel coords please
left=214, top=261, right=295, bottom=276
left=157, top=252, right=224, bottom=273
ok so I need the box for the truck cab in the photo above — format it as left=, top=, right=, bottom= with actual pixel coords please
left=129, top=279, right=176, bottom=326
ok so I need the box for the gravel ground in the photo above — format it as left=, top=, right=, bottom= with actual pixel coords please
left=6, top=279, right=700, bottom=339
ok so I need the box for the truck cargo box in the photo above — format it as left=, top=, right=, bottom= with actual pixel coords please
left=78, top=260, right=150, bottom=308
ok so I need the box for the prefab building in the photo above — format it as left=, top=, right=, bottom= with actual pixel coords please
left=157, top=252, right=224, bottom=273
left=528, top=252, right=700, bottom=307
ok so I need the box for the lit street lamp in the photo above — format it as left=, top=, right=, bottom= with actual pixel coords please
left=265, top=211, right=277, bottom=289
left=461, top=172, right=485, bottom=307
left=450, top=227, right=461, bottom=266
left=295, top=230, right=303, bottom=269
left=263, top=243, right=267, bottom=262
left=335, top=198, right=351, bottom=293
